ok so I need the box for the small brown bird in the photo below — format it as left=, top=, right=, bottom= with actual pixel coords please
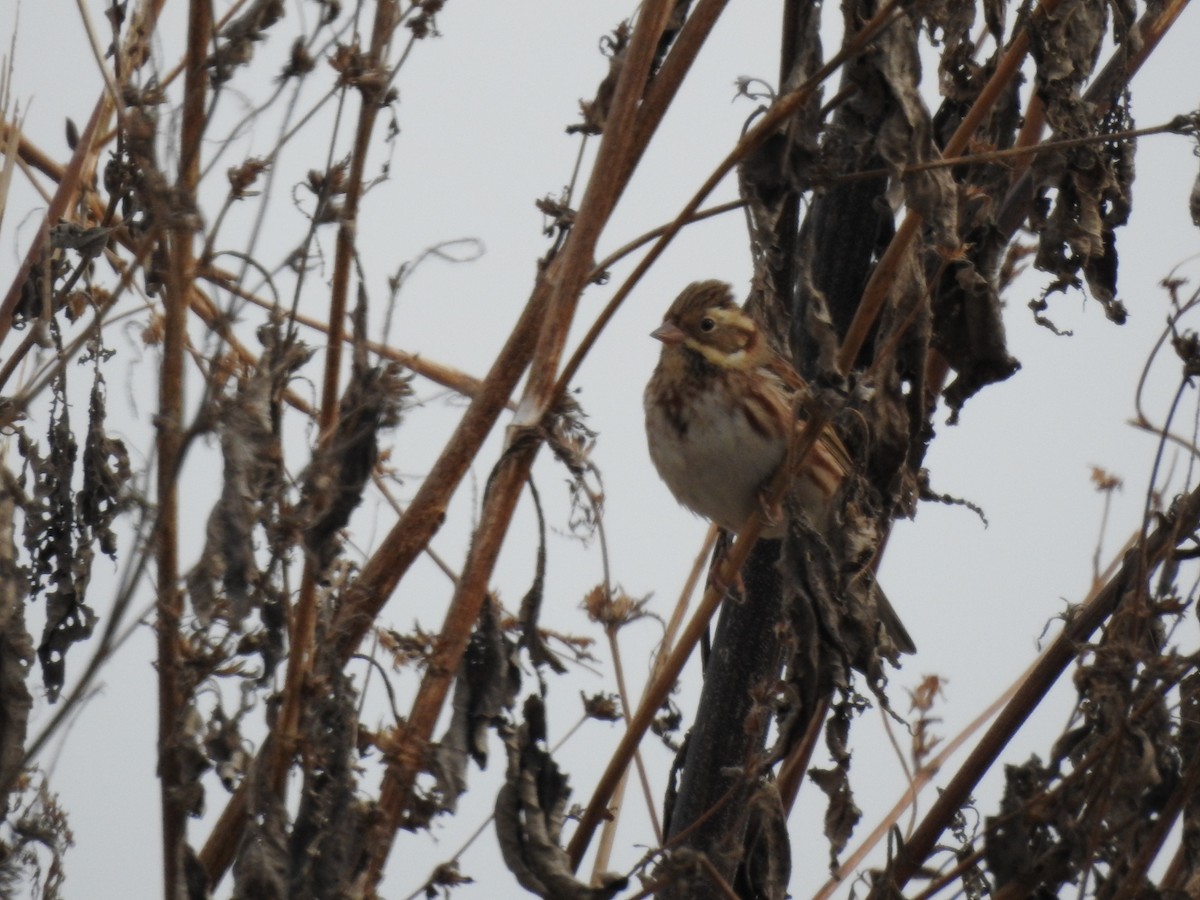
left=643, top=280, right=915, bottom=654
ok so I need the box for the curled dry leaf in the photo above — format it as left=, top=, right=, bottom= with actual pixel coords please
left=567, top=21, right=630, bottom=136
left=809, top=696, right=862, bottom=870
left=17, top=365, right=97, bottom=701
left=518, top=479, right=566, bottom=674
left=736, top=785, right=791, bottom=900
left=299, top=359, right=410, bottom=573
left=231, top=772, right=289, bottom=900
left=186, top=325, right=312, bottom=626
left=432, top=597, right=520, bottom=816
left=495, top=695, right=627, bottom=900
left=289, top=664, right=368, bottom=897
left=206, top=0, right=285, bottom=85
left=1028, top=0, right=1133, bottom=325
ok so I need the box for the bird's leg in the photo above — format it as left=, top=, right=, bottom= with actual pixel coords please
left=705, top=530, right=746, bottom=599
left=757, top=484, right=783, bottom=529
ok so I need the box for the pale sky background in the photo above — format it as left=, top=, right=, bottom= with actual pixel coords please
left=5, top=1, right=1200, bottom=897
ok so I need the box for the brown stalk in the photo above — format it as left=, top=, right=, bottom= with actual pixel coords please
left=589, top=199, right=746, bottom=282
left=202, top=265, right=499, bottom=403
left=626, top=0, right=731, bottom=184
left=361, top=1, right=682, bottom=885
left=155, top=1, right=210, bottom=895
left=776, top=694, right=830, bottom=814
left=0, top=102, right=104, bottom=346
left=829, top=117, right=1195, bottom=185
left=0, top=120, right=67, bottom=183
left=276, top=0, right=402, bottom=807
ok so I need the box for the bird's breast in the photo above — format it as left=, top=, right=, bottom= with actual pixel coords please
left=644, top=376, right=787, bottom=533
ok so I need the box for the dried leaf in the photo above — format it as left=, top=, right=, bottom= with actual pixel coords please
left=518, top=480, right=565, bottom=673
left=18, top=365, right=95, bottom=701
left=298, top=299, right=409, bottom=573
left=1028, top=1, right=1132, bottom=325
left=207, top=0, right=286, bottom=85
left=232, top=776, right=289, bottom=900
left=288, top=662, right=367, bottom=898
left=432, top=597, right=520, bottom=815
left=495, top=696, right=626, bottom=899
left=187, top=324, right=311, bottom=626
left=809, top=698, right=862, bottom=868
left=736, top=786, right=791, bottom=900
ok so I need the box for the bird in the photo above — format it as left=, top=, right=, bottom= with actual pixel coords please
left=643, top=279, right=915, bottom=654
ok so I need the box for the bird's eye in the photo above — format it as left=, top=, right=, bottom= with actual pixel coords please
left=700, top=317, right=715, bottom=332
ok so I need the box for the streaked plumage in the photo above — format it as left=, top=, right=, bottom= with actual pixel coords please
left=643, top=280, right=915, bottom=654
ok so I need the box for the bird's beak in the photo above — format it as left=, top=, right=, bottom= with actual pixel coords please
left=650, top=321, right=686, bottom=344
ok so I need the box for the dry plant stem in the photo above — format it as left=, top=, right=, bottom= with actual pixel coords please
left=831, top=117, right=1194, bottom=186
left=625, top=0, right=730, bottom=185
left=1110, top=0, right=1190, bottom=95
left=657, top=525, right=719, bottom=667
left=275, top=0, right=402, bottom=809
left=0, top=102, right=102, bottom=345
left=589, top=199, right=746, bottom=282
left=0, top=120, right=67, bottom=183
left=600, top=626, right=665, bottom=852
left=871, top=489, right=1200, bottom=896
left=203, top=266, right=497, bottom=403
left=361, top=3, right=681, bottom=884
left=13, top=154, right=55, bottom=207
left=696, top=857, right=741, bottom=900
left=624, top=856, right=740, bottom=900
left=155, top=2, right=209, bottom=895
left=776, top=694, right=830, bottom=814
left=591, top=767, right=631, bottom=887
left=73, top=0, right=125, bottom=115
left=910, top=845, right=988, bottom=900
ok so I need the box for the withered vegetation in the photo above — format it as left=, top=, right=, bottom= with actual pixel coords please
left=1, top=1, right=1200, bottom=899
